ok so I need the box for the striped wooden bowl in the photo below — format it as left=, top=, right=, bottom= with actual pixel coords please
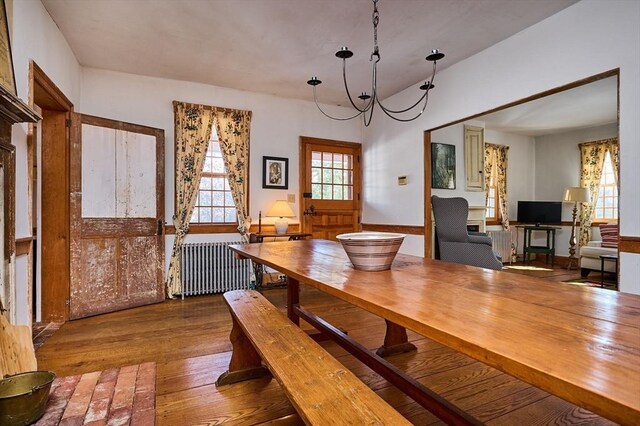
left=336, top=232, right=405, bottom=272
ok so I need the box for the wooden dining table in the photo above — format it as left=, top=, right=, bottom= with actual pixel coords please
left=230, top=239, right=640, bottom=425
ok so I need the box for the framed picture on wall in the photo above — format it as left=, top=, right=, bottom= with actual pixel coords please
left=0, top=0, right=17, bottom=95
left=262, top=156, right=289, bottom=189
left=431, top=143, right=456, bottom=189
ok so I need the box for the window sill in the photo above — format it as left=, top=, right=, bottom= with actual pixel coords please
left=591, top=219, right=618, bottom=225
left=164, top=223, right=239, bottom=234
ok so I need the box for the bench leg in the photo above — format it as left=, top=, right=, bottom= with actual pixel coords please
left=375, top=320, right=417, bottom=357
left=216, top=314, right=271, bottom=386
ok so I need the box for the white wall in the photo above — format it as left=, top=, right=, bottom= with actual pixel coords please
left=363, top=0, right=640, bottom=294
left=10, top=0, right=83, bottom=324
left=535, top=123, right=618, bottom=203
left=79, top=68, right=362, bottom=269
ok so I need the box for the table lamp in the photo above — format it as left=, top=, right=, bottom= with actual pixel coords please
left=267, top=200, right=295, bottom=235
left=563, top=187, right=590, bottom=270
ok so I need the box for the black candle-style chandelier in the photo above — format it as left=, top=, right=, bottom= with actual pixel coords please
left=307, top=0, right=444, bottom=127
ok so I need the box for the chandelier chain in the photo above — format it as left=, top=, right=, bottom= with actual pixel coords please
left=307, top=0, right=444, bottom=126
left=372, top=0, right=379, bottom=58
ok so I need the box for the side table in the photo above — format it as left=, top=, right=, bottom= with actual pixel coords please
left=599, top=254, right=618, bottom=289
left=517, top=225, right=560, bottom=266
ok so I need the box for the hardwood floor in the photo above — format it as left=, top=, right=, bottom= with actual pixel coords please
left=35, top=263, right=616, bottom=425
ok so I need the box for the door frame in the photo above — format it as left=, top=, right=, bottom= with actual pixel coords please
left=423, top=68, right=620, bottom=260
left=69, top=114, right=165, bottom=319
left=298, top=136, right=362, bottom=236
left=29, top=61, right=74, bottom=322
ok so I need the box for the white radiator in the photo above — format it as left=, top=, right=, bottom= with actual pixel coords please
left=489, top=230, right=513, bottom=264
left=180, top=242, right=251, bottom=298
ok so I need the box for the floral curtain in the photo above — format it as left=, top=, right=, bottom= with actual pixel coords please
left=484, top=143, right=510, bottom=229
left=578, top=138, right=619, bottom=246
left=214, top=108, right=252, bottom=241
left=166, top=102, right=215, bottom=298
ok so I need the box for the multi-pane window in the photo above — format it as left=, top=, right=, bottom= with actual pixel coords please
left=311, top=151, right=353, bottom=200
left=485, top=163, right=499, bottom=221
left=593, top=151, right=618, bottom=221
left=486, top=187, right=497, bottom=219
left=190, top=136, right=237, bottom=224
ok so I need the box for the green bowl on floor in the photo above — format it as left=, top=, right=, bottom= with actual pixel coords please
left=0, top=371, right=56, bottom=426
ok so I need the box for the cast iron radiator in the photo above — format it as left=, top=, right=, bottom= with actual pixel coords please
left=180, top=242, right=251, bottom=298
left=488, top=230, right=514, bottom=264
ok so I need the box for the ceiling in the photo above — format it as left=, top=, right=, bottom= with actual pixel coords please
left=480, top=76, right=618, bottom=137
left=41, top=0, right=578, bottom=106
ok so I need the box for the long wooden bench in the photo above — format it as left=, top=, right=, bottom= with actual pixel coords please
left=215, top=289, right=411, bottom=425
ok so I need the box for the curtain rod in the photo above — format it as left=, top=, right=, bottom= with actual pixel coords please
left=172, top=100, right=252, bottom=116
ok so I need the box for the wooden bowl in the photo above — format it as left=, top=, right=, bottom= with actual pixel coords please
left=336, top=232, right=405, bottom=271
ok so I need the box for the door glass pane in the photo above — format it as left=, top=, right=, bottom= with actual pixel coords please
left=312, top=168, right=321, bottom=183
left=312, top=184, right=322, bottom=199
left=312, top=151, right=322, bottom=167
left=322, top=169, right=333, bottom=183
left=322, top=152, right=332, bottom=168
left=322, top=185, right=332, bottom=199
left=333, top=185, right=343, bottom=200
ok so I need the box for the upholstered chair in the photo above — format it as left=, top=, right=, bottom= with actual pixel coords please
left=431, top=196, right=503, bottom=271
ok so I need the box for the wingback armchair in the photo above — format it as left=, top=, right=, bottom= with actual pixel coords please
left=431, top=196, right=503, bottom=270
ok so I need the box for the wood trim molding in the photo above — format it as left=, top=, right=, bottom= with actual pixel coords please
left=165, top=223, right=301, bottom=235
left=31, top=62, right=73, bottom=112
left=426, top=69, right=619, bottom=133
left=619, top=236, right=640, bottom=254
left=424, top=131, right=432, bottom=259
left=361, top=223, right=424, bottom=235
left=15, top=237, right=33, bottom=256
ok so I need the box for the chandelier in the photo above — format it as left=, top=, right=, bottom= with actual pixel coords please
left=307, top=0, right=444, bottom=127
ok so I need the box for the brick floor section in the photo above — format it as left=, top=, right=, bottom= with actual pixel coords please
left=34, top=363, right=156, bottom=426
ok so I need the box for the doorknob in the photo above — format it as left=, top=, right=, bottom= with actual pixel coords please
left=304, top=205, right=316, bottom=216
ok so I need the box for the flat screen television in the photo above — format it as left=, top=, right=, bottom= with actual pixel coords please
left=517, top=201, right=562, bottom=225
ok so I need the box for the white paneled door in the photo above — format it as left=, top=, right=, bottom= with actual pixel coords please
left=69, top=115, right=165, bottom=319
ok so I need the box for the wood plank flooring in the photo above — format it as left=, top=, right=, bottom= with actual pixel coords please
left=35, top=262, right=618, bottom=425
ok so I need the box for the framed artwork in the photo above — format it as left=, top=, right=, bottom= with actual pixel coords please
left=0, top=0, right=16, bottom=95
left=431, top=143, right=456, bottom=189
left=262, top=156, right=288, bottom=189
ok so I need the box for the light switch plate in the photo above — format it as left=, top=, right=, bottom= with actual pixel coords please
left=398, top=176, right=408, bottom=185
left=287, top=193, right=295, bottom=203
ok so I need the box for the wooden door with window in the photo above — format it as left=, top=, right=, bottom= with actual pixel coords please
left=69, top=114, right=165, bottom=319
left=300, top=137, right=361, bottom=240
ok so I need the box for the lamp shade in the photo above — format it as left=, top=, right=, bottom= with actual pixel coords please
left=563, top=187, right=590, bottom=203
left=267, top=200, right=295, bottom=218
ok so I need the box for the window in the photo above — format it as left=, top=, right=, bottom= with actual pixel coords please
left=311, top=151, right=353, bottom=200
left=190, top=135, right=237, bottom=224
left=593, top=151, right=618, bottom=221
left=485, top=159, right=500, bottom=222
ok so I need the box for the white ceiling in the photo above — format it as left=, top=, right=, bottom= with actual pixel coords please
left=480, top=76, right=618, bottom=137
left=41, top=0, right=577, bottom=106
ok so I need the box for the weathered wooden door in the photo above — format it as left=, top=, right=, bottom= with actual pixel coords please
left=69, top=114, right=164, bottom=319
left=300, top=137, right=361, bottom=240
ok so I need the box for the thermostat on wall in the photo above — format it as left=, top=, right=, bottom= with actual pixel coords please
left=398, top=176, right=408, bottom=186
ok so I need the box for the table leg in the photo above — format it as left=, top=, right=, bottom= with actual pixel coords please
left=601, top=257, right=605, bottom=287
left=375, top=320, right=418, bottom=357
left=287, top=277, right=300, bottom=326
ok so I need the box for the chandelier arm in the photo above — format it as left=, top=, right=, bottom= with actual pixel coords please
left=376, top=91, right=428, bottom=114
left=342, top=60, right=373, bottom=113
left=312, top=87, right=364, bottom=121
left=375, top=90, right=430, bottom=122
left=363, top=94, right=376, bottom=127
left=376, top=61, right=437, bottom=114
